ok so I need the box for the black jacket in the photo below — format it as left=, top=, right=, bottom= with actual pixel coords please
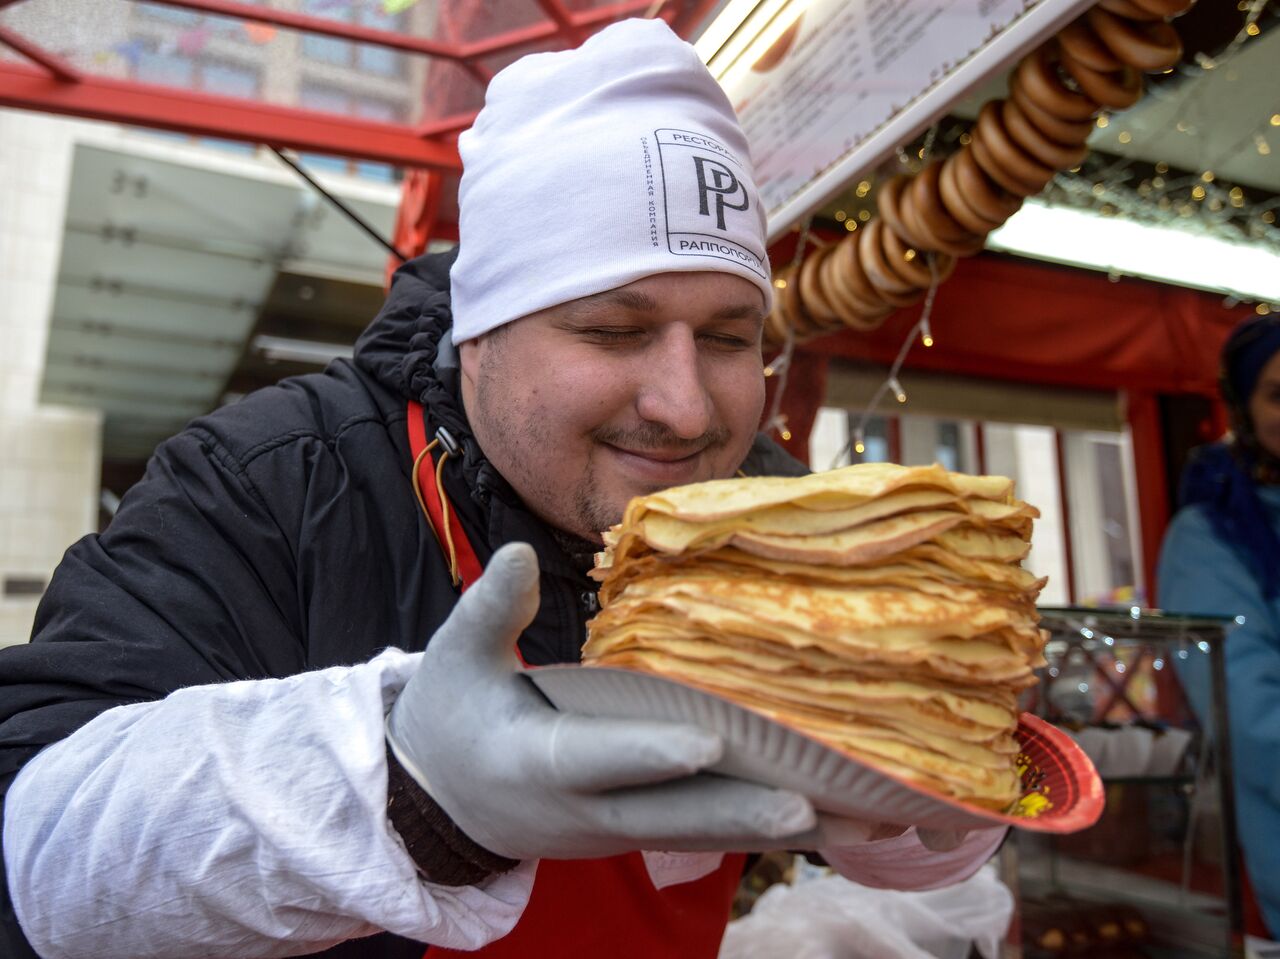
left=0, top=250, right=804, bottom=958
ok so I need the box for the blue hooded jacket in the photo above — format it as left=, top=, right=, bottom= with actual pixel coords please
left=1158, top=315, right=1280, bottom=936
left=1158, top=497, right=1280, bottom=936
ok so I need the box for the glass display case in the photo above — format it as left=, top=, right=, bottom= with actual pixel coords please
left=1002, top=607, right=1243, bottom=959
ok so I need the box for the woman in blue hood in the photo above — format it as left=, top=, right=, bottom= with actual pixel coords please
left=1158, top=314, right=1280, bottom=939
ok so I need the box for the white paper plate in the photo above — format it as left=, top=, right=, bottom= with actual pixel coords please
left=528, top=664, right=1103, bottom=833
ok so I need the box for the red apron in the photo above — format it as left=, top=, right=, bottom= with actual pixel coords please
left=408, top=403, right=745, bottom=956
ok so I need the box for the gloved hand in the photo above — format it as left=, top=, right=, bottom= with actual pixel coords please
left=386, top=542, right=822, bottom=862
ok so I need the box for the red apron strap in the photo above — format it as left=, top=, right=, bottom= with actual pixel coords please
left=407, top=400, right=484, bottom=592
left=425, top=853, right=746, bottom=958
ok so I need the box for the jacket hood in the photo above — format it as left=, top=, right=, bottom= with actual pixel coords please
left=353, top=249, right=509, bottom=502
left=353, top=248, right=458, bottom=418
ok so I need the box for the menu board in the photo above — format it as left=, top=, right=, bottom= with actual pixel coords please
left=715, top=0, right=1090, bottom=239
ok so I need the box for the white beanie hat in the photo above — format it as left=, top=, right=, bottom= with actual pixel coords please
left=450, top=17, right=771, bottom=344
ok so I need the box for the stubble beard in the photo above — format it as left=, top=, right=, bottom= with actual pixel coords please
left=471, top=350, right=735, bottom=542
left=471, top=352, right=619, bottom=543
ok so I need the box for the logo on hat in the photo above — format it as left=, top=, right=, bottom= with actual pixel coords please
left=655, top=128, right=765, bottom=279
left=693, top=156, right=751, bottom=230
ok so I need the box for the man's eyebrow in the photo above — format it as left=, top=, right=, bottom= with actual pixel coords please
left=710, top=302, right=766, bottom=323
left=571, top=288, right=661, bottom=314
left=566, top=289, right=764, bottom=324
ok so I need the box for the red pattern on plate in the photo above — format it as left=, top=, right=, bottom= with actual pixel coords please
left=529, top=665, right=1106, bottom=834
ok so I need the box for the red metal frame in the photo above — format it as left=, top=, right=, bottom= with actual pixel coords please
left=142, top=0, right=464, bottom=60
left=0, top=59, right=464, bottom=168
left=0, top=24, right=80, bottom=81
left=389, top=168, right=449, bottom=285
left=0, top=0, right=718, bottom=208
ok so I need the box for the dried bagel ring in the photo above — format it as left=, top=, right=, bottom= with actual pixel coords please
left=1122, top=0, right=1192, bottom=18
left=825, top=271, right=893, bottom=330
left=781, top=261, right=822, bottom=338
left=970, top=112, right=1053, bottom=196
left=969, top=131, right=1044, bottom=199
left=908, top=161, right=978, bottom=243
left=1087, top=7, right=1182, bottom=72
left=1059, top=53, right=1144, bottom=109
left=1010, top=72, right=1096, bottom=145
left=824, top=235, right=893, bottom=321
left=1000, top=98, right=1089, bottom=170
left=1015, top=44, right=1098, bottom=121
left=822, top=244, right=893, bottom=329
left=1098, top=0, right=1165, bottom=20
left=833, top=234, right=893, bottom=312
left=880, top=223, right=936, bottom=288
left=940, top=151, right=1007, bottom=233
left=907, top=161, right=987, bottom=256
left=859, top=221, right=926, bottom=307
left=883, top=225, right=957, bottom=288
left=797, top=244, right=841, bottom=328
left=876, top=175, right=932, bottom=250
left=858, top=220, right=917, bottom=295
left=1058, top=17, right=1123, bottom=71
left=953, top=142, right=1024, bottom=223
left=977, top=102, right=1059, bottom=193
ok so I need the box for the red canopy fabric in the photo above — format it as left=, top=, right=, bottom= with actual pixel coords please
left=802, top=253, right=1249, bottom=397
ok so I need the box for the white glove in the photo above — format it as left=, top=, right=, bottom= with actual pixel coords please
left=386, top=542, right=821, bottom=862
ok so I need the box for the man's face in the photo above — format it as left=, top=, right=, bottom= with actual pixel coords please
left=1248, top=350, right=1280, bottom=460
left=460, top=271, right=767, bottom=543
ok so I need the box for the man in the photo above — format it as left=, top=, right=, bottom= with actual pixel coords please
left=0, top=20, right=1004, bottom=958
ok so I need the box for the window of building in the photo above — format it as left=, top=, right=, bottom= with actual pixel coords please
left=135, top=46, right=195, bottom=87
left=858, top=416, right=891, bottom=465
left=300, top=0, right=407, bottom=78
left=135, top=3, right=200, bottom=27
left=135, top=2, right=241, bottom=35
left=935, top=420, right=962, bottom=471
left=807, top=410, right=889, bottom=470
left=133, top=43, right=261, bottom=98
left=202, top=61, right=259, bottom=99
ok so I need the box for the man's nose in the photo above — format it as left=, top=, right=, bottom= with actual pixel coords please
left=634, top=328, right=712, bottom=440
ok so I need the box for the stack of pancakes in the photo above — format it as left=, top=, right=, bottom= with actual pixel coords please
left=584, top=462, right=1047, bottom=811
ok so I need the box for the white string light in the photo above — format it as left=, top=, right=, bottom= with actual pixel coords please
left=822, top=122, right=951, bottom=470
left=830, top=254, right=942, bottom=469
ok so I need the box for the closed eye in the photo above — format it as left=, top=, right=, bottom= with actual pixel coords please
left=700, top=333, right=753, bottom=349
